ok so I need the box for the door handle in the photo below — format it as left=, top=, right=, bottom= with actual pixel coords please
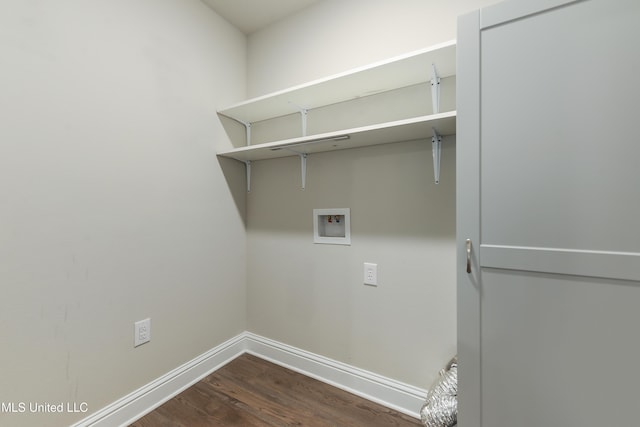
left=466, top=239, right=472, bottom=273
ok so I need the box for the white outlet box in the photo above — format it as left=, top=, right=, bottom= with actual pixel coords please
left=364, top=262, right=378, bottom=286
left=134, top=318, right=151, bottom=347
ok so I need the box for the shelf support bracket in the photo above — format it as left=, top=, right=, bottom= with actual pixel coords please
left=300, top=153, right=307, bottom=190
left=237, top=120, right=251, bottom=146
left=300, top=108, right=308, bottom=137
left=432, top=128, right=442, bottom=184
left=245, top=160, right=251, bottom=192
left=282, top=148, right=309, bottom=190
left=431, top=64, right=441, bottom=114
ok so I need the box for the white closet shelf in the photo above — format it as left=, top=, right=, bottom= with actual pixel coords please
left=217, top=40, right=457, bottom=188
left=217, top=111, right=456, bottom=162
left=217, top=40, right=456, bottom=124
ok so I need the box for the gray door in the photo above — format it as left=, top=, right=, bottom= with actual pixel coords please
left=457, top=1, right=640, bottom=426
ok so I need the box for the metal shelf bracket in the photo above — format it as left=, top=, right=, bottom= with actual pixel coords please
left=236, top=120, right=251, bottom=146
left=300, top=153, right=308, bottom=190
left=279, top=148, right=309, bottom=190
left=431, top=64, right=441, bottom=114
left=432, top=128, right=442, bottom=184
left=300, top=108, right=308, bottom=137
left=245, top=160, right=251, bottom=192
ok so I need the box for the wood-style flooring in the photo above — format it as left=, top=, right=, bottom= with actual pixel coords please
left=130, top=353, right=423, bottom=426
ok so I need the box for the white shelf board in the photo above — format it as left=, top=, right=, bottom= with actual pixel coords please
left=218, top=40, right=456, bottom=124
left=217, top=111, right=456, bottom=162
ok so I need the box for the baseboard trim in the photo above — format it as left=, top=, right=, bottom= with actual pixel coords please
left=74, top=332, right=426, bottom=426
left=72, top=333, right=246, bottom=427
left=244, top=332, right=426, bottom=419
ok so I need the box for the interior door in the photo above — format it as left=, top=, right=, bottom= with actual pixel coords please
left=457, top=1, right=640, bottom=426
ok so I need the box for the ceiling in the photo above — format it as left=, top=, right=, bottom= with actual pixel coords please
left=202, top=0, right=322, bottom=34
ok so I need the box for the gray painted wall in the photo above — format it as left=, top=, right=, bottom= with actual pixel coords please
left=245, top=0, right=499, bottom=388
left=0, top=1, right=247, bottom=426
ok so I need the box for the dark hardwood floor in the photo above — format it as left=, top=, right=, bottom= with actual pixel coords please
left=130, top=353, right=423, bottom=426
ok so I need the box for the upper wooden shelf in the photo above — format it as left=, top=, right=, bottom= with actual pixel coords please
left=217, top=40, right=456, bottom=125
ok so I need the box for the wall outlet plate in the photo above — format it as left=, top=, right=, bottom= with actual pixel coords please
left=364, top=262, right=378, bottom=286
left=134, top=318, right=151, bottom=347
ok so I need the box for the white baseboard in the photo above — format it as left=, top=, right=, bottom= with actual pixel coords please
left=244, top=332, right=426, bottom=419
left=72, top=333, right=246, bottom=427
left=73, top=332, right=426, bottom=426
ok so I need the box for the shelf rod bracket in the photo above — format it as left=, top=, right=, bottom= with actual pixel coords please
left=300, top=153, right=307, bottom=190
left=432, top=128, right=442, bottom=184
left=431, top=63, right=441, bottom=114
left=300, top=108, right=308, bottom=137
left=245, top=160, right=251, bottom=192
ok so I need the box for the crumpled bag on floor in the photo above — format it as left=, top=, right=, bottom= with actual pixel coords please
left=420, top=355, right=457, bottom=427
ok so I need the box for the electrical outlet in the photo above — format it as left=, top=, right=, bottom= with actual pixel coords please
left=364, top=262, right=378, bottom=286
left=134, top=318, right=151, bottom=347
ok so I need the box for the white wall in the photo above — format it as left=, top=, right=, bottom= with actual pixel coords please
left=0, top=1, right=247, bottom=426
left=245, top=0, right=498, bottom=389
left=247, top=141, right=457, bottom=388
left=248, top=0, right=499, bottom=97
